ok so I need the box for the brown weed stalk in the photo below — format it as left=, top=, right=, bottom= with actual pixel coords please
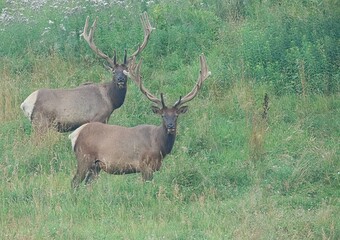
left=249, top=93, right=269, bottom=162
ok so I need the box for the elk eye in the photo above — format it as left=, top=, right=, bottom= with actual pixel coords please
left=123, top=70, right=129, bottom=76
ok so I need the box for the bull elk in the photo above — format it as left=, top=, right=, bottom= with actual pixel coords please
left=20, top=12, right=154, bottom=132
left=69, top=54, right=211, bottom=189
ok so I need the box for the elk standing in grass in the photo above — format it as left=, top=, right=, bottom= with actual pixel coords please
left=69, top=54, right=211, bottom=189
left=20, top=12, right=154, bottom=132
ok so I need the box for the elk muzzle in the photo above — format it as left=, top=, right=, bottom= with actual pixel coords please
left=165, top=122, right=176, bottom=134
left=116, top=73, right=127, bottom=89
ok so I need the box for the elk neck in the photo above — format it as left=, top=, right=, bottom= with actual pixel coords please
left=107, top=80, right=127, bottom=109
left=156, top=124, right=177, bottom=156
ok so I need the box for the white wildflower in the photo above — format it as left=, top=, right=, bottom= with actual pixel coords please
left=41, top=27, right=50, bottom=36
left=60, top=23, right=66, bottom=31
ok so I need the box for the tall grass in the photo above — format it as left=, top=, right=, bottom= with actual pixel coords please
left=1, top=0, right=339, bottom=239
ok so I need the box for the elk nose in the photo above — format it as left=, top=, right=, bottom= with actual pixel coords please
left=167, top=123, right=174, bottom=129
left=117, top=75, right=125, bottom=82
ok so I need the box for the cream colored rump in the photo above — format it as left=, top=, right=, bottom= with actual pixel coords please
left=69, top=123, right=89, bottom=151
left=20, top=90, right=38, bottom=120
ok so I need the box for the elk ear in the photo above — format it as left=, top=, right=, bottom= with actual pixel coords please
left=151, top=106, right=162, bottom=115
left=177, top=106, right=188, bottom=115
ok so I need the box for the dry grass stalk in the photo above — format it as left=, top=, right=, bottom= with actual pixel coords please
left=249, top=93, right=269, bottom=162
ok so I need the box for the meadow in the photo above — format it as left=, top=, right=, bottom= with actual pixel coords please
left=0, top=0, right=339, bottom=239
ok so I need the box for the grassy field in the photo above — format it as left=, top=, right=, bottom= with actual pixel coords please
left=1, top=0, right=339, bottom=239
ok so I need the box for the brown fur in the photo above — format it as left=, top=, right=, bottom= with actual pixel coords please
left=22, top=64, right=128, bottom=132
left=70, top=106, right=187, bottom=189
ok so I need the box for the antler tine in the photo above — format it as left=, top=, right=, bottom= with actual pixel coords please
left=127, top=56, right=139, bottom=84
left=173, top=54, right=211, bottom=107
left=128, top=57, right=162, bottom=106
left=81, top=16, right=115, bottom=68
left=127, top=12, right=155, bottom=63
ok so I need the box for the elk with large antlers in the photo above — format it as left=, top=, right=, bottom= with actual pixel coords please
left=20, top=12, right=154, bottom=132
left=69, top=54, right=211, bottom=189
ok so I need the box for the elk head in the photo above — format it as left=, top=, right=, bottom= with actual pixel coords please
left=80, top=12, right=154, bottom=89
left=129, top=54, right=211, bottom=135
left=149, top=93, right=188, bottom=135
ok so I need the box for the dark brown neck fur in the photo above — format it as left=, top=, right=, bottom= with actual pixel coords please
left=157, top=125, right=176, bottom=157
left=107, top=81, right=127, bottom=109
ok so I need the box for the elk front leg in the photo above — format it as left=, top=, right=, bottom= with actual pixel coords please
left=140, top=152, right=161, bottom=181
left=141, top=168, right=154, bottom=181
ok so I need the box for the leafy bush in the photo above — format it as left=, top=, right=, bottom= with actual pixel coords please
left=238, top=1, right=340, bottom=94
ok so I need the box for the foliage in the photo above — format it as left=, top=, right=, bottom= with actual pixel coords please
left=1, top=0, right=339, bottom=94
left=239, top=1, right=340, bottom=94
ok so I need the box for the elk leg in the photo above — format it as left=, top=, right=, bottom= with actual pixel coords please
left=32, top=119, right=50, bottom=134
left=141, top=169, right=154, bottom=181
left=71, top=168, right=87, bottom=189
left=140, top=153, right=159, bottom=181
left=31, top=113, right=52, bottom=133
left=84, top=161, right=101, bottom=185
left=71, top=157, right=95, bottom=189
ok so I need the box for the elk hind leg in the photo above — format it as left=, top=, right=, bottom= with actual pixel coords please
left=141, top=168, right=154, bottom=181
left=72, top=168, right=86, bottom=189
left=72, top=155, right=95, bottom=189
left=31, top=113, right=52, bottom=134
left=84, top=160, right=101, bottom=185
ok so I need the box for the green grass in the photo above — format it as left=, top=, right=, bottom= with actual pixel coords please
left=1, top=0, right=339, bottom=239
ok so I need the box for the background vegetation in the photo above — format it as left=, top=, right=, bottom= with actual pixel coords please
left=1, top=0, right=339, bottom=239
